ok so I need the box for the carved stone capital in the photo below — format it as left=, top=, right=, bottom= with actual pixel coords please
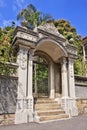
left=60, top=57, right=67, bottom=65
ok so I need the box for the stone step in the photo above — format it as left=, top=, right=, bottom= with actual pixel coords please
left=35, top=100, right=58, bottom=104
left=35, top=103, right=60, bottom=107
left=37, top=110, right=65, bottom=116
left=35, top=105, right=62, bottom=111
left=34, top=98, right=69, bottom=122
left=39, top=114, right=69, bottom=121
left=36, top=98, right=54, bottom=100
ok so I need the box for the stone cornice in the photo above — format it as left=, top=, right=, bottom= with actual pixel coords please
left=13, top=26, right=38, bottom=37
left=66, top=44, right=77, bottom=59
left=13, top=37, right=36, bottom=49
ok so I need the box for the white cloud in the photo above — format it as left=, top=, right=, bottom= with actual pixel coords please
left=0, top=0, right=6, bottom=7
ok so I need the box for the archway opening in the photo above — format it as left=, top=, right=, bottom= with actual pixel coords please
left=33, top=55, right=49, bottom=98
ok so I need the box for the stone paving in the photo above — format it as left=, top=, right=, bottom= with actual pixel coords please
left=0, top=115, right=87, bottom=130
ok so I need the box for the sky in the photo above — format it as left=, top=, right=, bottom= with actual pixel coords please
left=0, top=0, right=87, bottom=37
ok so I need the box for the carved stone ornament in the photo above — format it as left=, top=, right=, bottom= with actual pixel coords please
left=38, top=23, right=64, bottom=38
left=18, top=48, right=28, bottom=69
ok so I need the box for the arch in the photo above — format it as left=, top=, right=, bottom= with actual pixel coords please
left=35, top=37, right=68, bottom=62
left=34, top=50, right=53, bottom=64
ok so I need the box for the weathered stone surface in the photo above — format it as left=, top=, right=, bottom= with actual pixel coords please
left=75, top=76, right=87, bottom=98
left=0, top=114, right=15, bottom=126
left=0, top=75, right=18, bottom=114
left=76, top=86, right=87, bottom=98
left=0, top=75, right=17, bottom=125
left=76, top=99, right=87, bottom=115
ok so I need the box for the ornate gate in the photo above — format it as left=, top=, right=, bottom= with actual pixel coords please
left=33, top=56, right=49, bottom=97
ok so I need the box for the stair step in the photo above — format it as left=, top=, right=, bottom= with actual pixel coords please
left=34, top=98, right=69, bottom=122
left=37, top=110, right=65, bottom=116
left=35, top=106, right=62, bottom=111
left=35, top=100, right=58, bottom=104
left=35, top=103, right=60, bottom=107
left=40, top=114, right=69, bottom=121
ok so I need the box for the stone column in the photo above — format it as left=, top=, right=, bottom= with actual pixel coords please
left=27, top=49, right=34, bottom=122
left=49, top=61, right=55, bottom=98
left=68, top=58, right=78, bottom=116
left=34, top=63, right=38, bottom=96
left=15, top=45, right=29, bottom=124
left=68, top=58, right=75, bottom=98
left=61, top=57, right=68, bottom=98
left=61, top=57, right=69, bottom=114
left=27, top=50, right=33, bottom=97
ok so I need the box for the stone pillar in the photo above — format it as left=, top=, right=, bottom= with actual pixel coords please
left=68, top=58, right=78, bottom=116
left=68, top=58, right=75, bottom=98
left=61, top=57, right=68, bottom=98
left=15, top=46, right=34, bottom=124
left=15, top=45, right=29, bottom=124
left=27, top=49, right=34, bottom=122
left=61, top=57, right=69, bottom=114
left=34, top=63, right=38, bottom=96
left=49, top=61, right=55, bottom=98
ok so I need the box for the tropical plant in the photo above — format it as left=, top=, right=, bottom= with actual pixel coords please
left=17, top=4, right=53, bottom=29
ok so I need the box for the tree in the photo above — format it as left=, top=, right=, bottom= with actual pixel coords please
left=0, top=23, right=16, bottom=75
left=17, top=4, right=53, bottom=29
left=54, top=19, right=85, bottom=75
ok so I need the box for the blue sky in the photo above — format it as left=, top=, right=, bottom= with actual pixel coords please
left=0, top=0, right=87, bottom=36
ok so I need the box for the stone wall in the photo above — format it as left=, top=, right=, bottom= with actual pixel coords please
left=75, top=75, right=87, bottom=98
left=0, top=75, right=18, bottom=125
left=75, top=75, right=87, bottom=115
left=77, top=99, right=87, bottom=115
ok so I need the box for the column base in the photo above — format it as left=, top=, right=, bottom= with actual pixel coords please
left=49, top=89, right=55, bottom=99
left=69, top=98, right=78, bottom=116
left=15, top=97, right=34, bottom=124
left=61, top=97, right=70, bottom=114
left=61, top=97, right=78, bottom=116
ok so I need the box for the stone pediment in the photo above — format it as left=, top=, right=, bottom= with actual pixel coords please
left=37, top=23, right=64, bottom=38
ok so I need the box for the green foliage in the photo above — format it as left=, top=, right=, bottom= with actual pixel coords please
left=0, top=6, right=86, bottom=77
left=33, top=56, right=48, bottom=95
left=0, top=24, right=16, bottom=75
left=36, top=63, right=48, bottom=95
left=17, top=4, right=53, bottom=29
left=74, top=60, right=87, bottom=76
left=54, top=19, right=85, bottom=76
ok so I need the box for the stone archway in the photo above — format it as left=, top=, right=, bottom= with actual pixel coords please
left=13, top=23, right=78, bottom=124
left=35, top=38, right=68, bottom=99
